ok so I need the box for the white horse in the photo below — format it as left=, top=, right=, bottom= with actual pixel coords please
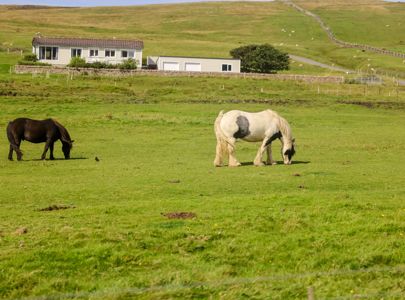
left=214, top=109, right=295, bottom=167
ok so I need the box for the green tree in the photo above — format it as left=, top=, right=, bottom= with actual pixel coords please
left=230, top=44, right=289, bottom=73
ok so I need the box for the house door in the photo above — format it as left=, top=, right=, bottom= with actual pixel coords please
left=185, top=63, right=201, bottom=72
left=163, top=62, right=180, bottom=71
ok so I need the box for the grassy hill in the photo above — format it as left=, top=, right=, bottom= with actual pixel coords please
left=0, top=0, right=404, bottom=76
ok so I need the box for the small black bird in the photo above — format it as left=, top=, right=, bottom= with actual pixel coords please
left=95, top=156, right=100, bottom=162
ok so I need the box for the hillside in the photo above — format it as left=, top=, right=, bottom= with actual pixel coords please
left=0, top=0, right=404, bottom=77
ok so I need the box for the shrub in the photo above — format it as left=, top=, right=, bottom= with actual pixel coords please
left=68, top=57, right=87, bottom=68
left=23, top=53, right=38, bottom=62
left=118, top=58, right=137, bottom=70
left=90, top=61, right=114, bottom=69
left=230, top=44, right=289, bottom=73
left=17, top=60, right=50, bottom=66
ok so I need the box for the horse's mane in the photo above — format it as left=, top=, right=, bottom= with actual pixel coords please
left=52, top=119, right=72, bottom=143
left=267, top=110, right=293, bottom=144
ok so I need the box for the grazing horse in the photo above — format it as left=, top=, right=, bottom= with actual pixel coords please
left=6, top=118, right=74, bottom=161
left=214, top=109, right=295, bottom=167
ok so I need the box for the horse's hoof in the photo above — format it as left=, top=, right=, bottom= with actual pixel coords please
left=229, top=163, right=241, bottom=167
left=254, top=162, right=265, bottom=167
left=8, top=158, right=13, bottom=161
left=214, top=160, right=223, bottom=167
left=50, top=157, right=55, bottom=161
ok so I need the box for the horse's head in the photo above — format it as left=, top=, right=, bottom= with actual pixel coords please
left=282, top=138, right=295, bottom=165
left=62, top=140, right=74, bottom=159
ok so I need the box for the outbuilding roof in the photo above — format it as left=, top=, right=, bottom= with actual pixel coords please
left=32, top=36, right=144, bottom=50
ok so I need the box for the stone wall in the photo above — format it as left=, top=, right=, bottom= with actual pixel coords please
left=281, top=0, right=405, bottom=59
left=13, top=65, right=345, bottom=84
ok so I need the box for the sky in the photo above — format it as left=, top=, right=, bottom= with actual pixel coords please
left=0, top=0, right=402, bottom=6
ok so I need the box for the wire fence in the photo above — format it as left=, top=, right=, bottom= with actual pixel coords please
left=16, top=265, right=405, bottom=300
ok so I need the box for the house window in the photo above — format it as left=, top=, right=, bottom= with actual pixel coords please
left=89, top=49, right=99, bottom=57
left=222, top=64, right=232, bottom=72
left=39, top=46, right=58, bottom=60
left=71, top=48, right=82, bottom=57
left=105, top=49, right=115, bottom=57
left=121, top=50, right=135, bottom=58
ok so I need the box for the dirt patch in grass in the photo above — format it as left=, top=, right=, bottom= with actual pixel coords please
left=162, top=212, right=196, bottom=219
left=14, top=227, right=28, bottom=235
left=168, top=179, right=181, bottom=184
left=39, top=205, right=75, bottom=212
left=177, top=99, right=310, bottom=105
left=339, top=101, right=405, bottom=110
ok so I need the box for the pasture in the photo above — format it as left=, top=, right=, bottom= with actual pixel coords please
left=0, top=72, right=404, bottom=299
left=0, top=0, right=405, bottom=297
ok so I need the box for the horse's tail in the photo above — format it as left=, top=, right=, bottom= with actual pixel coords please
left=6, top=121, right=22, bottom=155
left=214, top=110, right=231, bottom=165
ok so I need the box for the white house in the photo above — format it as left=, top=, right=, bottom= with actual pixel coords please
left=32, top=36, right=144, bottom=67
left=147, top=56, right=241, bottom=73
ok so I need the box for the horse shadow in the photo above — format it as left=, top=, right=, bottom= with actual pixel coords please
left=23, top=157, right=89, bottom=162
left=240, top=160, right=310, bottom=166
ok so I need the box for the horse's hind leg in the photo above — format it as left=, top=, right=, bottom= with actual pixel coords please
left=227, top=139, right=241, bottom=167
left=8, top=132, right=22, bottom=161
left=214, top=139, right=226, bottom=167
left=8, top=145, right=13, bottom=161
left=13, top=141, right=23, bottom=161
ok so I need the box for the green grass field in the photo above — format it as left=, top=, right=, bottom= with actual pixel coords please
left=0, top=0, right=405, bottom=299
left=0, top=72, right=404, bottom=299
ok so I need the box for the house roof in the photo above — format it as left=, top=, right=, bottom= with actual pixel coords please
left=32, top=36, right=144, bottom=50
left=157, top=55, right=239, bottom=61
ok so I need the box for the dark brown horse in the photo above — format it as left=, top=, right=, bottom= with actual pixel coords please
left=7, top=118, right=74, bottom=161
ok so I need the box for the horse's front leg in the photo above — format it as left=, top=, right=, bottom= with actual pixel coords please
left=227, top=139, right=241, bottom=167
left=41, top=140, right=51, bottom=160
left=254, top=139, right=269, bottom=166
left=266, top=144, right=277, bottom=165
left=49, top=142, right=55, bottom=160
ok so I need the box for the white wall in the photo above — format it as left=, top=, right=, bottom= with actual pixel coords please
left=151, top=56, right=240, bottom=73
left=34, top=46, right=143, bottom=68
